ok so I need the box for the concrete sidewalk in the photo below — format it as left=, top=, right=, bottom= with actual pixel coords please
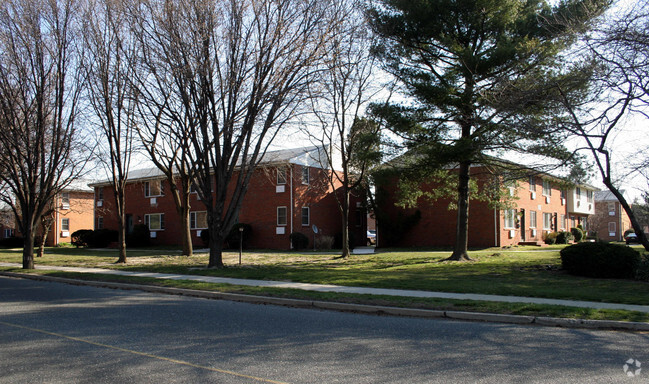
left=2, top=262, right=648, bottom=313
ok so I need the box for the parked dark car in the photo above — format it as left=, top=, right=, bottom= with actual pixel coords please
left=626, top=233, right=639, bottom=245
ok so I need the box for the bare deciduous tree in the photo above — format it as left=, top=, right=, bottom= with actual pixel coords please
left=84, top=0, right=137, bottom=263
left=0, top=0, right=89, bottom=269
left=556, top=0, right=649, bottom=250
left=305, top=1, right=382, bottom=258
left=130, top=0, right=335, bottom=268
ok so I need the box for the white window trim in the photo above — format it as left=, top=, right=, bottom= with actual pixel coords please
left=61, top=192, right=70, bottom=209
left=144, top=213, right=165, bottom=231
left=542, top=180, right=552, bottom=197
left=61, top=218, right=70, bottom=232
left=503, top=209, right=516, bottom=229
left=97, top=216, right=104, bottom=230
left=543, top=213, right=553, bottom=230
left=189, top=211, right=208, bottom=230
left=529, top=211, right=537, bottom=229
left=277, top=167, right=287, bottom=185
left=277, top=206, right=288, bottom=226
left=301, top=207, right=310, bottom=226
left=301, top=167, right=309, bottom=185
left=560, top=214, right=566, bottom=230
left=144, top=180, right=164, bottom=198
left=608, top=222, right=616, bottom=233
left=529, top=176, right=536, bottom=192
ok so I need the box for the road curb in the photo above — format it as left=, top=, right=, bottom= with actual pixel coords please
left=3, top=271, right=649, bottom=332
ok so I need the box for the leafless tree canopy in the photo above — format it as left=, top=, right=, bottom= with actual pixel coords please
left=554, top=0, right=649, bottom=250
left=305, top=0, right=382, bottom=257
left=0, top=0, right=89, bottom=268
left=129, top=0, right=335, bottom=267
left=83, top=0, right=138, bottom=263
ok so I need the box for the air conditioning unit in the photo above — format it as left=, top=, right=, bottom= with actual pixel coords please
left=150, top=197, right=157, bottom=206
left=61, top=231, right=69, bottom=237
left=531, top=229, right=537, bottom=237
left=96, top=200, right=103, bottom=207
left=609, top=232, right=615, bottom=237
left=609, top=211, right=615, bottom=216
left=276, top=185, right=285, bottom=193
left=509, top=229, right=515, bottom=238
left=577, top=200, right=581, bottom=207
left=561, top=198, right=566, bottom=206
left=150, top=231, right=157, bottom=238
left=196, top=230, right=202, bottom=237
left=530, top=191, right=536, bottom=200
left=276, top=227, right=285, bottom=235
left=545, top=196, right=550, bottom=204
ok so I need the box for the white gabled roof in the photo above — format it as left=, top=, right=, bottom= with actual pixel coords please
left=63, top=179, right=94, bottom=193
left=88, top=146, right=333, bottom=187
left=594, top=189, right=629, bottom=202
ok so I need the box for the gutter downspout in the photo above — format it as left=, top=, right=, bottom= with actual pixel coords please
left=290, top=164, right=294, bottom=249
left=494, top=208, right=498, bottom=247
left=55, top=198, right=59, bottom=246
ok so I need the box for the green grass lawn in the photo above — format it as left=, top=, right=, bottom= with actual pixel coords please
left=1, top=245, right=647, bottom=306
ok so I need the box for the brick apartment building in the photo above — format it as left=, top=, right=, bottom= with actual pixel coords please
left=0, top=182, right=95, bottom=245
left=90, top=147, right=366, bottom=250
left=376, top=164, right=598, bottom=248
left=590, top=190, right=632, bottom=242
left=43, top=182, right=95, bottom=246
left=0, top=209, right=15, bottom=240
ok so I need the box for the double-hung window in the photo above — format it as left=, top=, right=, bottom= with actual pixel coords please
left=301, top=167, right=309, bottom=184
left=277, top=207, right=287, bottom=226
left=61, top=218, right=70, bottom=231
left=190, top=211, right=208, bottom=230
left=145, top=213, right=165, bottom=230
left=543, top=213, right=553, bottom=230
left=542, top=180, right=552, bottom=196
left=145, top=180, right=163, bottom=197
left=277, top=168, right=287, bottom=185
left=61, top=192, right=70, bottom=209
left=504, top=209, right=517, bottom=229
left=529, top=211, right=537, bottom=229
left=301, top=207, right=310, bottom=226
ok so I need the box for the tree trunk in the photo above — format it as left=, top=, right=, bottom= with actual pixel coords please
left=340, top=190, right=351, bottom=258
left=23, top=231, right=35, bottom=269
left=603, top=180, right=649, bottom=251
left=208, top=224, right=224, bottom=268
left=180, top=205, right=193, bottom=256
left=447, top=161, right=472, bottom=261
left=116, top=212, right=127, bottom=264
left=36, top=222, right=50, bottom=258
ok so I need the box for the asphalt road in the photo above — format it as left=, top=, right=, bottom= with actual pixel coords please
left=0, top=276, right=647, bottom=383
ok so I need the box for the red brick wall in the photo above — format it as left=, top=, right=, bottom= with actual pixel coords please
left=95, top=164, right=365, bottom=250
left=377, top=167, right=568, bottom=248
left=46, top=191, right=95, bottom=246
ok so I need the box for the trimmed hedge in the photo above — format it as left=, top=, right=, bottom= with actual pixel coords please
left=570, top=227, right=584, bottom=242
left=560, top=242, right=640, bottom=279
left=127, top=224, right=150, bottom=248
left=226, top=223, right=253, bottom=249
left=71, top=229, right=94, bottom=247
left=555, top=231, right=574, bottom=245
left=0, top=236, right=24, bottom=248
left=544, top=232, right=558, bottom=245
left=290, top=232, right=309, bottom=250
